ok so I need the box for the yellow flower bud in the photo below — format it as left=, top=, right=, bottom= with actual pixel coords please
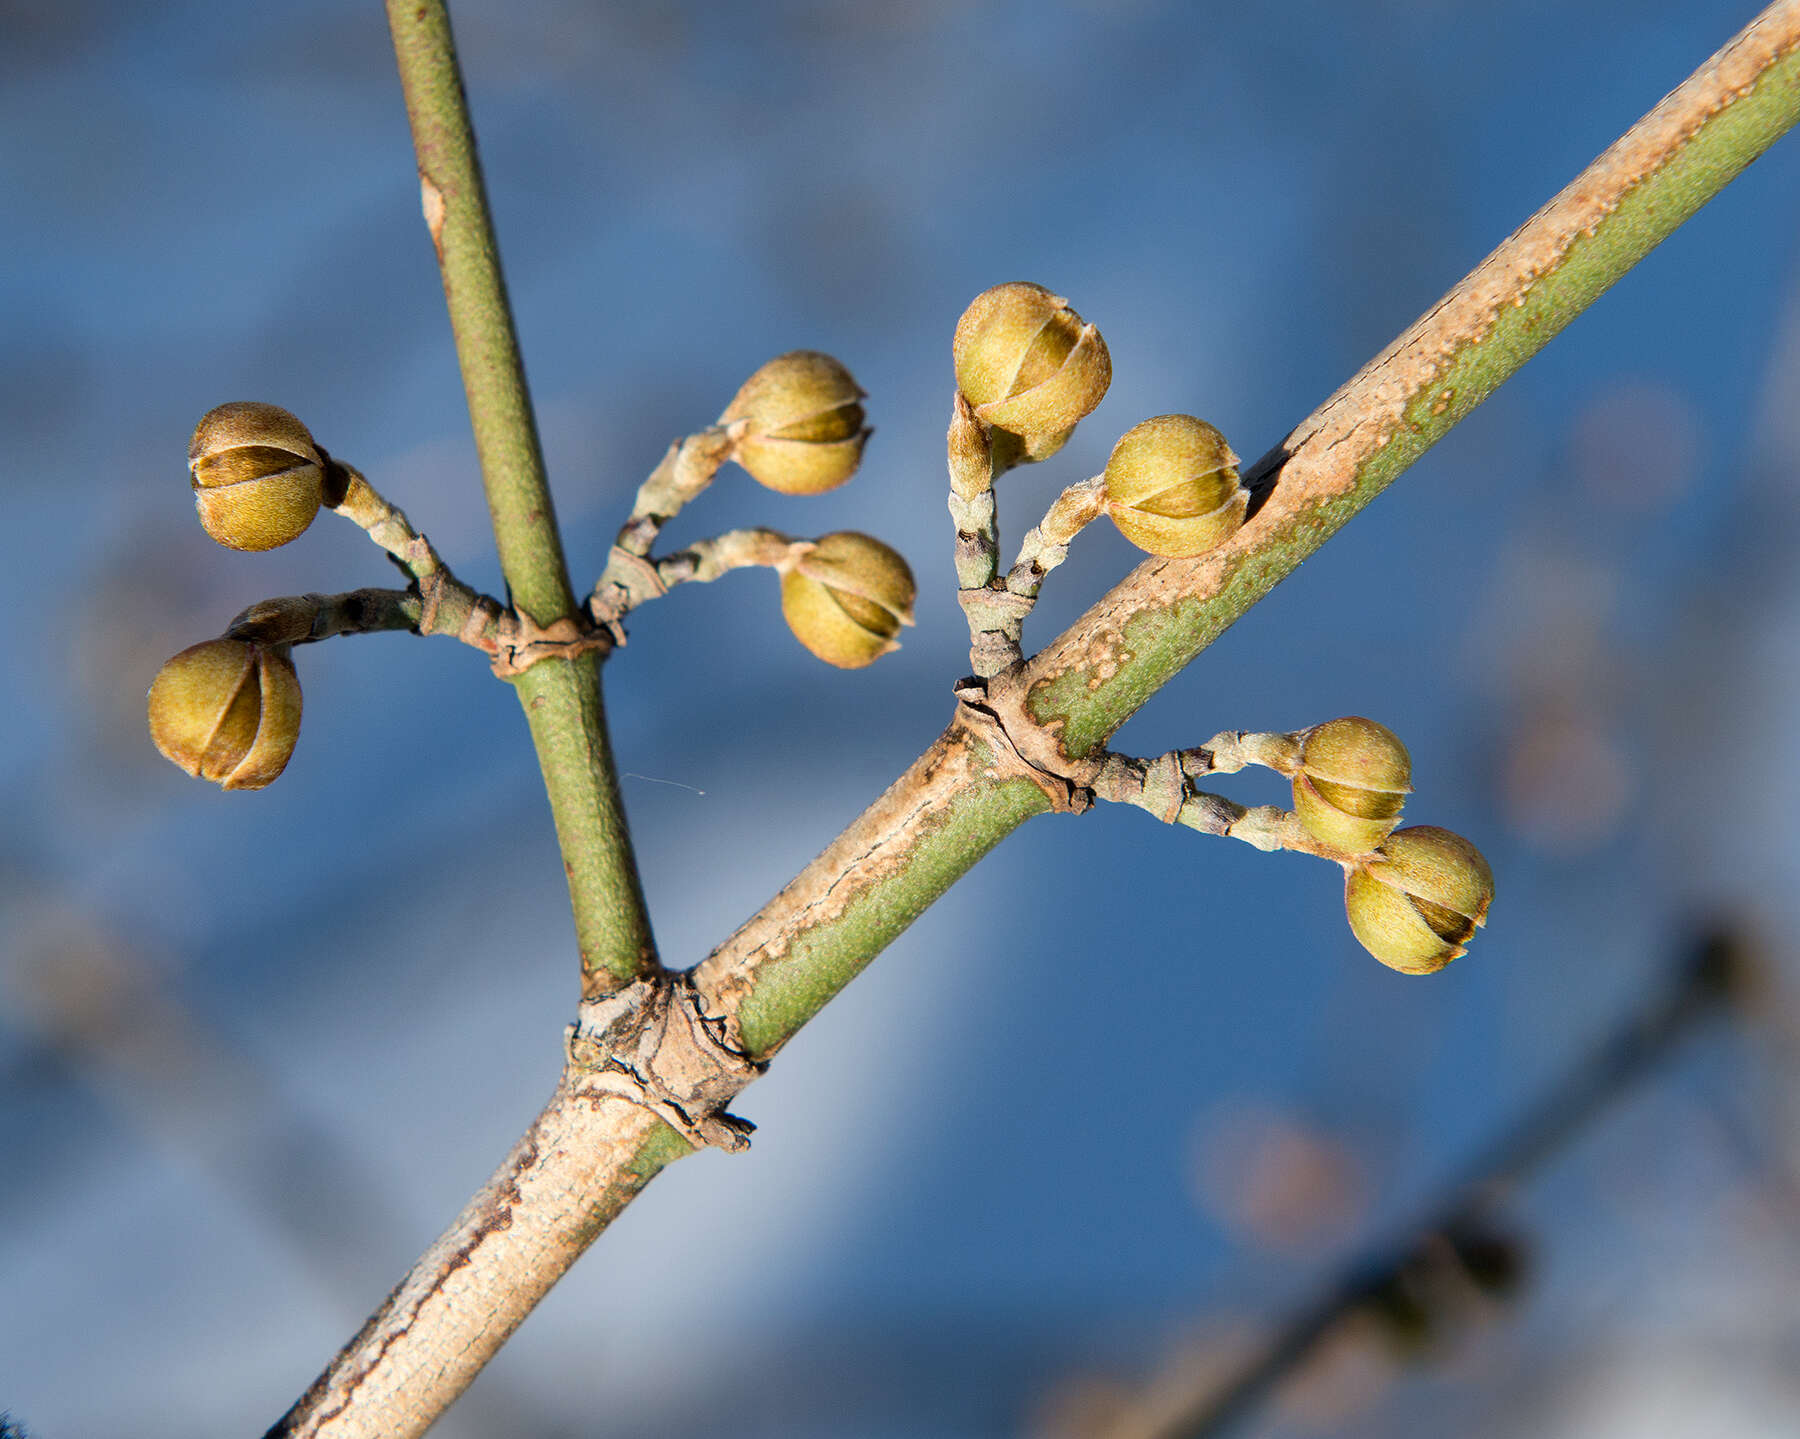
left=1291, top=715, right=1412, bottom=854
left=189, top=402, right=325, bottom=551
left=720, top=351, right=870, bottom=495
left=147, top=638, right=302, bottom=791
left=1102, top=414, right=1247, bottom=558
left=779, top=531, right=916, bottom=669
left=1344, top=826, right=1494, bottom=974
left=951, top=283, right=1110, bottom=464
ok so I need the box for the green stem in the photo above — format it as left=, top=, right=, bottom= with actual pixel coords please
left=385, top=1, right=569, bottom=620
left=514, top=652, right=656, bottom=982
left=386, top=0, right=656, bottom=990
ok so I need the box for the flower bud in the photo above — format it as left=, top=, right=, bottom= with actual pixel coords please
left=780, top=531, right=916, bottom=669
left=1102, top=414, right=1247, bottom=558
left=1291, top=715, right=1412, bottom=854
left=952, top=283, right=1110, bottom=464
left=147, top=638, right=302, bottom=790
left=189, top=402, right=325, bottom=551
left=1344, top=826, right=1494, bottom=974
left=720, top=351, right=870, bottom=495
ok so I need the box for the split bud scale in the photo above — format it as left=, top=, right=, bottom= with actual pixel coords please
left=1291, top=716, right=1412, bottom=854
left=952, top=282, right=1111, bottom=465
left=147, top=638, right=302, bottom=791
left=1345, top=826, right=1494, bottom=974
left=780, top=531, right=916, bottom=669
left=189, top=402, right=325, bottom=551
left=1102, top=414, right=1247, bottom=558
left=721, top=351, right=870, bottom=495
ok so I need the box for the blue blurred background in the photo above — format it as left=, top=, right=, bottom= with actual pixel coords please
left=6, top=1, right=1800, bottom=1435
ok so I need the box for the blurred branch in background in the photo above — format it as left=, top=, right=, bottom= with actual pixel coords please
left=1044, top=927, right=1760, bottom=1439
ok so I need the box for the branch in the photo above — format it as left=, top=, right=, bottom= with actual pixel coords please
left=1016, top=5, right=1800, bottom=759
left=589, top=427, right=739, bottom=624
left=592, top=525, right=802, bottom=626
left=266, top=729, right=1044, bottom=1439
left=1123, top=929, right=1749, bottom=1439
left=271, top=7, right=1800, bottom=1435
left=385, top=0, right=656, bottom=993
left=707, top=1, right=1800, bottom=1051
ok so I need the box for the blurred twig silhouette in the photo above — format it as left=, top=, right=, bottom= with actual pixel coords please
left=1068, top=927, right=1755, bottom=1439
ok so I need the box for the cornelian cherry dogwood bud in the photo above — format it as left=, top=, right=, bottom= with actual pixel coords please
left=1291, top=715, right=1412, bottom=854
left=1344, top=826, right=1494, bottom=974
left=720, top=351, right=870, bottom=495
left=780, top=531, right=916, bottom=669
left=1102, top=414, right=1247, bottom=558
left=147, top=638, right=303, bottom=791
left=952, top=282, right=1111, bottom=465
left=189, top=402, right=325, bottom=551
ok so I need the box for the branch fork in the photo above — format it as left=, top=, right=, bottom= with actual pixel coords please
left=487, top=610, right=616, bottom=677
left=946, top=388, right=1117, bottom=679
left=951, top=680, right=1093, bottom=815
left=211, top=390, right=635, bottom=680
left=567, top=975, right=764, bottom=1152
left=952, top=679, right=1364, bottom=865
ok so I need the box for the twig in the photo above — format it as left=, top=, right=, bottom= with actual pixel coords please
left=1090, top=749, right=1343, bottom=858
left=226, top=589, right=425, bottom=646
left=328, top=461, right=455, bottom=584
left=592, top=525, right=799, bottom=626
left=196, top=462, right=509, bottom=651
left=1125, top=929, right=1749, bottom=1439
left=385, top=0, right=656, bottom=995
left=1003, top=477, right=1107, bottom=607
left=589, top=427, right=741, bottom=624
left=960, top=476, right=1109, bottom=677
left=1011, top=3, right=1800, bottom=762
left=226, top=470, right=517, bottom=652
left=947, top=393, right=1016, bottom=677
left=270, top=8, right=1800, bottom=1435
